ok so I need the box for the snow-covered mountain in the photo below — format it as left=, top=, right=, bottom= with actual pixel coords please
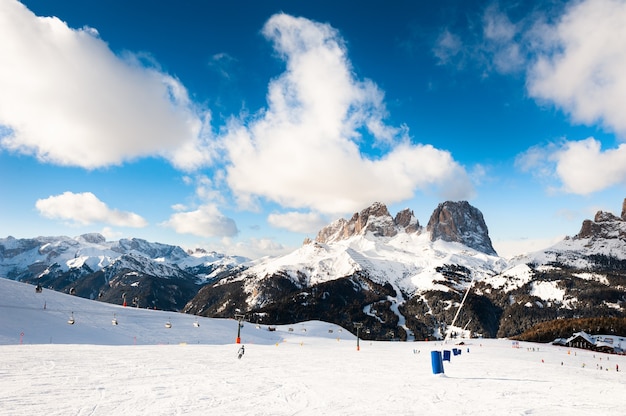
left=0, top=234, right=248, bottom=311
left=3, top=199, right=626, bottom=341
left=184, top=200, right=626, bottom=341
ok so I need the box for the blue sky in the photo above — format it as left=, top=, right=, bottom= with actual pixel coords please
left=2, top=0, right=626, bottom=259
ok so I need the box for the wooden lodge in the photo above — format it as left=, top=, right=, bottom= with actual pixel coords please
left=553, top=331, right=625, bottom=354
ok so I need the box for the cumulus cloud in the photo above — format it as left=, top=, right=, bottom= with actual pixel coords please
left=449, top=0, right=626, bottom=195
left=0, top=0, right=211, bottom=170
left=522, top=0, right=626, bottom=194
left=35, top=192, right=147, bottom=227
left=267, top=211, right=328, bottom=234
left=160, top=204, right=238, bottom=238
left=551, top=138, right=626, bottom=194
left=223, top=13, right=473, bottom=215
left=527, top=0, right=626, bottom=137
left=517, top=138, right=626, bottom=195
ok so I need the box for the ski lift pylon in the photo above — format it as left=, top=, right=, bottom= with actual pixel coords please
left=67, top=312, right=75, bottom=325
left=112, top=313, right=118, bottom=326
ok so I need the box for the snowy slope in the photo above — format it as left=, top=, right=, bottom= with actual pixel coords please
left=0, top=278, right=338, bottom=346
left=238, top=232, right=507, bottom=306
left=0, top=234, right=248, bottom=282
left=2, top=278, right=626, bottom=415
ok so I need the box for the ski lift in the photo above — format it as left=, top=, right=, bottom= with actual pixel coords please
left=165, top=321, right=172, bottom=329
left=35, top=283, right=42, bottom=293
left=67, top=312, right=75, bottom=325
left=112, top=314, right=118, bottom=326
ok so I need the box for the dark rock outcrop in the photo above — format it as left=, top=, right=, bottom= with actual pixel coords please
left=426, top=201, right=497, bottom=255
left=576, top=199, right=626, bottom=240
left=394, top=208, right=420, bottom=233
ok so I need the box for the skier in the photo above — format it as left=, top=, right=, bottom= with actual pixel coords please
left=237, top=345, right=245, bottom=359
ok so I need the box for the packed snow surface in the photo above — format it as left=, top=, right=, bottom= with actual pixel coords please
left=1, top=278, right=625, bottom=415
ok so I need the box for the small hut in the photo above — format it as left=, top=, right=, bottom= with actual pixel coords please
left=565, top=331, right=596, bottom=351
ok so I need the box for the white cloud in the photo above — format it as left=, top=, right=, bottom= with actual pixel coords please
left=516, top=137, right=626, bottom=195
left=223, top=13, right=473, bottom=215
left=481, top=5, right=525, bottom=74
left=527, top=0, right=626, bottom=137
left=161, top=204, right=238, bottom=238
left=267, top=211, right=328, bottom=234
left=551, top=138, right=626, bottom=194
left=0, top=0, right=211, bottom=170
left=100, top=227, right=124, bottom=241
left=469, top=0, right=626, bottom=195
left=445, top=0, right=626, bottom=140
left=210, top=237, right=294, bottom=260
left=515, top=143, right=559, bottom=180
left=35, top=192, right=147, bottom=227
left=433, top=30, right=463, bottom=66
left=493, top=235, right=564, bottom=259
left=434, top=5, right=525, bottom=74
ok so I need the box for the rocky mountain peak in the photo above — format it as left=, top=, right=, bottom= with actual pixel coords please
left=76, top=233, right=106, bottom=244
left=576, top=199, right=626, bottom=240
left=351, top=202, right=396, bottom=237
left=314, top=202, right=421, bottom=244
left=394, top=208, right=420, bottom=233
left=426, top=200, right=497, bottom=255
left=594, top=211, right=621, bottom=222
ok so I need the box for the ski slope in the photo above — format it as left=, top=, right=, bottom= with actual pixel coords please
left=1, top=278, right=625, bottom=415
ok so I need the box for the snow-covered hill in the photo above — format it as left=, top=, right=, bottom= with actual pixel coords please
left=3, top=199, right=626, bottom=342
left=1, top=278, right=625, bottom=416
left=0, top=234, right=248, bottom=311
left=0, top=233, right=247, bottom=282
left=0, top=277, right=339, bottom=346
left=186, top=200, right=626, bottom=341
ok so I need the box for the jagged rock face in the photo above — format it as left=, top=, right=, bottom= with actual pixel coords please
left=353, top=202, right=397, bottom=237
left=394, top=208, right=420, bottom=233
left=426, top=201, right=497, bottom=255
left=315, top=202, right=420, bottom=243
left=0, top=234, right=247, bottom=311
left=315, top=218, right=349, bottom=243
left=576, top=202, right=626, bottom=240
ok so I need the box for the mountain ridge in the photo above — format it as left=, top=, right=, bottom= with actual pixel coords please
left=2, top=198, right=626, bottom=340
